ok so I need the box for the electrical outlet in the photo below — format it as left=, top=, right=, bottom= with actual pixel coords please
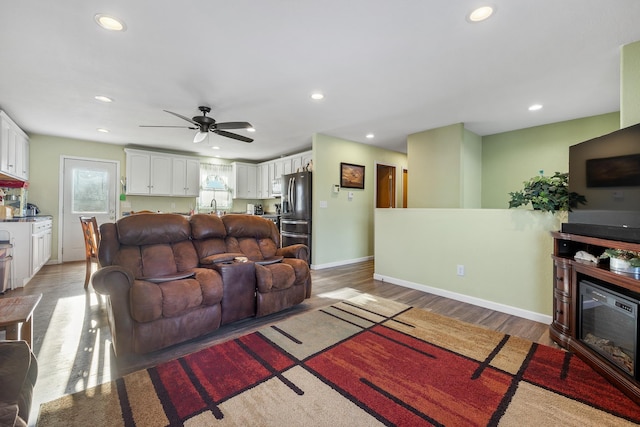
left=456, top=265, right=465, bottom=276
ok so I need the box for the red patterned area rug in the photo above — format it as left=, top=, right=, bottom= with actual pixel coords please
left=38, top=294, right=640, bottom=426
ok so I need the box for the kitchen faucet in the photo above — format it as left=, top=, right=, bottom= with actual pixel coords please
left=210, top=198, right=217, bottom=214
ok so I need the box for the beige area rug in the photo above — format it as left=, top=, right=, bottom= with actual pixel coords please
left=38, top=294, right=640, bottom=426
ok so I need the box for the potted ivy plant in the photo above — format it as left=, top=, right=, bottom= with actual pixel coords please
left=600, top=249, right=640, bottom=274
left=508, top=171, right=587, bottom=213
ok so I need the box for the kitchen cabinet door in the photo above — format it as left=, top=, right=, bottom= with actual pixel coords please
left=184, top=159, right=200, bottom=196
left=291, top=156, right=303, bottom=173
left=301, top=151, right=313, bottom=171
left=171, top=157, right=200, bottom=196
left=258, top=163, right=270, bottom=198
left=126, top=151, right=152, bottom=194
left=0, top=111, right=29, bottom=180
left=232, top=162, right=257, bottom=199
left=283, top=159, right=293, bottom=175
left=149, top=154, right=172, bottom=195
left=0, top=117, right=11, bottom=173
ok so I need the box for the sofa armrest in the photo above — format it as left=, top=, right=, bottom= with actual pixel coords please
left=0, top=340, right=37, bottom=425
left=91, top=266, right=136, bottom=356
left=92, top=265, right=135, bottom=295
left=277, top=244, right=309, bottom=263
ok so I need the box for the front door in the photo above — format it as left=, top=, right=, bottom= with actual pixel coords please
left=60, top=157, right=118, bottom=262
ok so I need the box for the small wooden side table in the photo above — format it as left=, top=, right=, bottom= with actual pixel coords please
left=0, top=294, right=42, bottom=349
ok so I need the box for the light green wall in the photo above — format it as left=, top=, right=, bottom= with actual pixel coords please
left=29, top=135, right=126, bottom=261
left=621, top=41, right=640, bottom=128
left=462, top=129, right=482, bottom=208
left=481, top=112, right=620, bottom=209
left=406, top=123, right=482, bottom=208
left=407, top=124, right=463, bottom=208
left=374, top=209, right=564, bottom=319
left=312, top=133, right=407, bottom=267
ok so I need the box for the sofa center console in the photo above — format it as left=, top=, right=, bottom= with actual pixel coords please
left=211, top=259, right=256, bottom=324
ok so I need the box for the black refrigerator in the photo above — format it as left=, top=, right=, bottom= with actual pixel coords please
left=281, top=171, right=312, bottom=263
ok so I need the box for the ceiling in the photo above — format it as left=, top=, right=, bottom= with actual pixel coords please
left=1, top=1, right=639, bottom=162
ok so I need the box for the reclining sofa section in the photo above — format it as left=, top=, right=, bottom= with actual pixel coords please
left=92, top=213, right=311, bottom=356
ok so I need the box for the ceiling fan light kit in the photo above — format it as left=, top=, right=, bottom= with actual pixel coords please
left=141, top=106, right=254, bottom=144
left=193, top=131, right=208, bottom=143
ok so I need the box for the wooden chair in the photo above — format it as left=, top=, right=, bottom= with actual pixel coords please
left=79, top=216, right=100, bottom=289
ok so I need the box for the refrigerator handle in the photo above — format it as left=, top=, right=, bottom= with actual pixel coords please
left=291, top=177, right=296, bottom=208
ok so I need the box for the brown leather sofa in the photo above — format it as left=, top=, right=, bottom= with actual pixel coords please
left=0, top=340, right=37, bottom=427
left=92, top=213, right=311, bottom=356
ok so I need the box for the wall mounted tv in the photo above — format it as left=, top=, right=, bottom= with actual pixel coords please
left=563, top=122, right=640, bottom=243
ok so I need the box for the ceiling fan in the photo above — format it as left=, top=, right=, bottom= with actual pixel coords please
left=140, top=106, right=253, bottom=143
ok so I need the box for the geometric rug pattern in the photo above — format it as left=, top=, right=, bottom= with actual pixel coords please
left=38, top=294, right=640, bottom=426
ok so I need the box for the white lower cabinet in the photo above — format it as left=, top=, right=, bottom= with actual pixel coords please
left=0, top=218, right=52, bottom=289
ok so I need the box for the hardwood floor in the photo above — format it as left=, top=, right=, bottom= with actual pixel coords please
left=1, top=259, right=556, bottom=425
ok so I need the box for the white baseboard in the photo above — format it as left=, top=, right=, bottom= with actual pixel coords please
left=373, top=273, right=552, bottom=325
left=311, top=256, right=374, bottom=270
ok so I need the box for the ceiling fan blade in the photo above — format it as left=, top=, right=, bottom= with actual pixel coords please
left=163, top=110, right=200, bottom=126
left=215, top=121, right=253, bottom=130
left=139, top=125, right=197, bottom=129
left=213, top=129, right=254, bottom=143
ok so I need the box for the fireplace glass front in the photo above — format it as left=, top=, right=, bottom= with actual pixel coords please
left=579, top=279, right=639, bottom=378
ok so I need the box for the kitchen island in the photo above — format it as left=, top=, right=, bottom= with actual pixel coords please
left=0, top=215, right=52, bottom=289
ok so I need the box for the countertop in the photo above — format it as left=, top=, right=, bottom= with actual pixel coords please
left=0, top=215, right=53, bottom=223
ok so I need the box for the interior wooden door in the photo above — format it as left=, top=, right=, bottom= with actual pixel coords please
left=376, top=164, right=396, bottom=208
left=403, top=168, right=408, bottom=208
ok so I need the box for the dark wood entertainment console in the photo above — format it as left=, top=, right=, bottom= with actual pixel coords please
left=550, top=231, right=640, bottom=403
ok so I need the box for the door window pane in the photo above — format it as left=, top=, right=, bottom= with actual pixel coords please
left=73, top=168, right=109, bottom=213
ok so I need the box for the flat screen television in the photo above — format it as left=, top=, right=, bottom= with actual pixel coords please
left=562, top=122, right=640, bottom=243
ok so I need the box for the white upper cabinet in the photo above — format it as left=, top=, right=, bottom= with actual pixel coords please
left=231, top=162, right=257, bottom=199
left=172, top=157, right=200, bottom=197
left=125, top=149, right=199, bottom=197
left=126, top=150, right=152, bottom=194
left=0, top=111, right=29, bottom=180
left=252, top=150, right=312, bottom=199
left=257, top=162, right=270, bottom=198
left=150, top=154, right=172, bottom=196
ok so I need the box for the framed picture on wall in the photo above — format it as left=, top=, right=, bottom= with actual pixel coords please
left=340, top=162, right=365, bottom=189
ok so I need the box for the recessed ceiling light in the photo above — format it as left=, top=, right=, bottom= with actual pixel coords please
left=94, top=95, right=113, bottom=103
left=528, top=104, right=543, bottom=111
left=97, top=128, right=110, bottom=133
left=247, top=127, right=256, bottom=133
left=468, top=6, right=495, bottom=22
left=212, top=146, right=220, bottom=150
left=366, top=133, right=375, bottom=139
left=311, top=92, right=324, bottom=100
left=94, top=13, right=126, bottom=31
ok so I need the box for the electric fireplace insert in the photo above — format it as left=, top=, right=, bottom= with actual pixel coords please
left=579, top=279, right=639, bottom=379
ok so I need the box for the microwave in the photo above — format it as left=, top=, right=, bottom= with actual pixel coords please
left=272, top=178, right=282, bottom=195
